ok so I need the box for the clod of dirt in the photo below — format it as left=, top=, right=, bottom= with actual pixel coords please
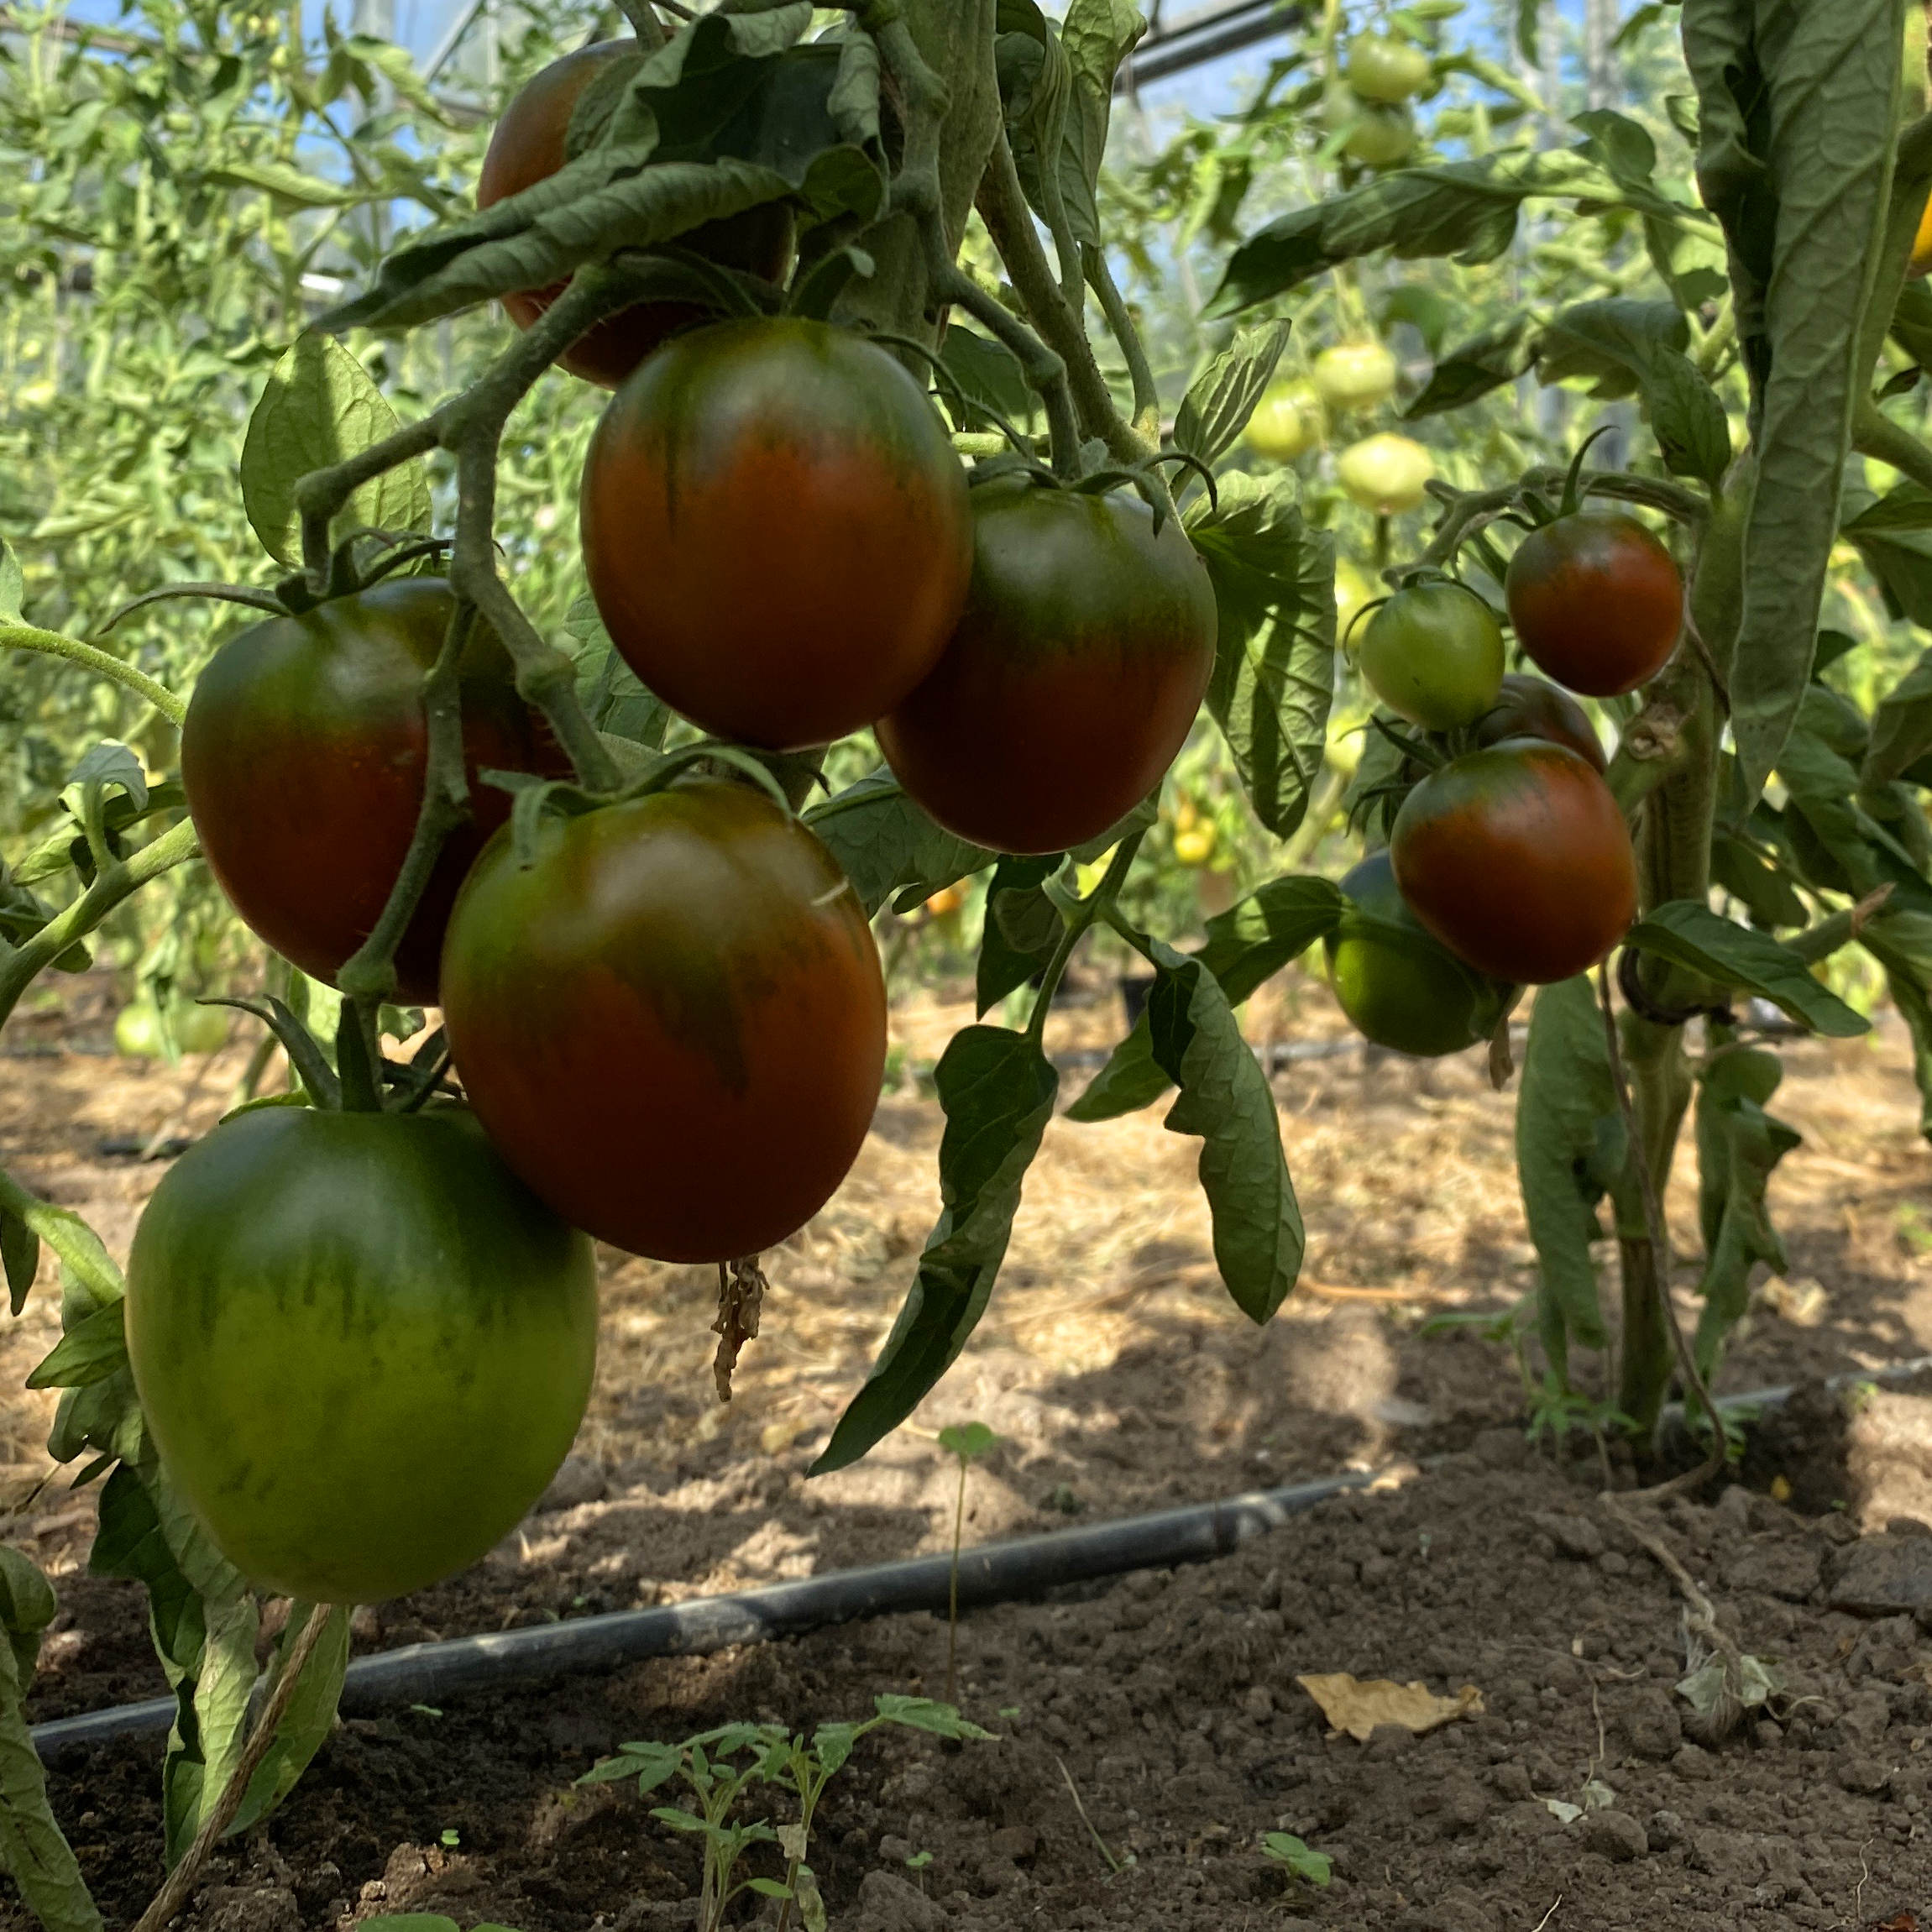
left=1828, top=1532, right=1932, bottom=1618
left=1579, top=1809, right=1648, bottom=1862
left=852, top=1869, right=948, bottom=1932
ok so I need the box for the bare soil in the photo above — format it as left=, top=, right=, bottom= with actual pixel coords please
left=3, top=967, right=1931, bottom=1930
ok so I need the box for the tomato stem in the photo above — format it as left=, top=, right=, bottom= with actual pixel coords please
left=1026, top=832, right=1146, bottom=1045
left=0, top=623, right=186, bottom=727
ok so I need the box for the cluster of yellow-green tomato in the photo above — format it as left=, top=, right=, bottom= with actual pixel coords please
left=1325, top=29, right=1434, bottom=170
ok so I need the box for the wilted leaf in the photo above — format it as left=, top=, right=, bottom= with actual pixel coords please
left=1296, top=1673, right=1484, bottom=1742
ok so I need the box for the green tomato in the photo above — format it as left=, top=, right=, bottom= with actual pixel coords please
left=1343, top=102, right=1416, bottom=168
left=1244, top=380, right=1322, bottom=463
left=1325, top=851, right=1515, bottom=1058
left=1312, top=342, right=1398, bottom=413
left=126, top=1105, right=599, bottom=1604
left=1338, top=433, right=1434, bottom=514
left=1334, top=557, right=1377, bottom=648
left=1358, top=581, right=1505, bottom=731
left=114, top=1003, right=163, bottom=1058
left=114, top=1000, right=230, bottom=1056
left=1345, top=32, right=1433, bottom=103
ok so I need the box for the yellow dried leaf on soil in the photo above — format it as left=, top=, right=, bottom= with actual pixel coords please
left=1295, top=1672, right=1484, bottom=1742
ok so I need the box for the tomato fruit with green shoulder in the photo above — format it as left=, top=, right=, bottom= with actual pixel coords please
left=1474, top=673, right=1605, bottom=772
left=181, top=579, right=568, bottom=1006
left=1342, top=102, right=1415, bottom=168
left=1244, top=380, right=1322, bottom=462
left=582, top=318, right=971, bottom=750
left=1338, top=433, right=1433, bottom=513
left=1390, top=738, right=1637, bottom=984
left=1344, top=31, right=1432, bottom=102
left=1505, top=514, right=1683, bottom=698
left=1312, top=342, right=1398, bottom=413
left=441, top=778, right=887, bottom=1263
left=1325, top=851, right=1513, bottom=1057
left=126, top=1104, right=597, bottom=1605
left=1358, top=580, right=1504, bottom=731
left=477, top=42, right=797, bottom=388
left=876, top=483, right=1217, bottom=856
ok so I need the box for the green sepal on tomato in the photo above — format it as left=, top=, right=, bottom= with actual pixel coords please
left=1325, top=851, right=1515, bottom=1058
left=1390, top=738, right=1637, bottom=985
left=180, top=578, right=570, bottom=1007
left=1504, top=512, right=1683, bottom=699
left=477, top=41, right=797, bottom=389
left=1356, top=580, right=1505, bottom=732
left=126, top=1103, right=598, bottom=1605
left=439, top=778, right=887, bottom=1264
left=581, top=318, right=972, bottom=751
left=875, top=481, right=1218, bottom=856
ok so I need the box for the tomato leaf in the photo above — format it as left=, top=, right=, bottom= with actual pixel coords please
left=239, top=335, right=432, bottom=568
left=25, top=1299, right=125, bottom=1390
left=1863, top=647, right=1932, bottom=790
left=1187, top=474, right=1336, bottom=839
left=1057, top=0, right=1146, bottom=241
left=976, top=857, right=1063, bottom=1016
left=1709, top=834, right=1809, bottom=932
left=1691, top=1048, right=1800, bottom=1375
left=1070, top=877, right=1344, bottom=1121
left=1643, top=347, right=1732, bottom=487
left=1403, top=312, right=1535, bottom=420
left=940, top=325, right=1035, bottom=426
left=1626, top=901, right=1868, bottom=1037
left=1173, top=320, right=1291, bottom=469
left=1778, top=715, right=1932, bottom=915
left=0, top=537, right=24, bottom=626
left=805, top=772, right=994, bottom=918
left=227, top=1605, right=352, bottom=1839
left=1515, top=975, right=1618, bottom=1371
left=1138, top=935, right=1301, bottom=1324
left=1534, top=296, right=1688, bottom=400
left=813, top=1028, right=1058, bottom=1474
left=1684, top=0, right=1902, bottom=806
left=872, top=1693, right=995, bottom=1741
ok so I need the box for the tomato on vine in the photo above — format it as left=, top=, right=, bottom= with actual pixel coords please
left=1312, top=342, right=1398, bottom=413
left=127, top=1104, right=598, bottom=1605
left=180, top=578, right=569, bottom=1007
left=581, top=318, right=972, bottom=751
left=477, top=42, right=797, bottom=388
left=1244, top=380, right=1322, bottom=462
left=1341, top=103, right=1415, bottom=169
left=1325, top=850, right=1514, bottom=1057
left=1338, top=433, right=1433, bottom=513
left=440, top=778, right=887, bottom=1264
left=1357, top=579, right=1505, bottom=731
left=1390, top=739, right=1638, bottom=985
left=1344, top=31, right=1433, bottom=103
left=1475, top=673, right=1606, bottom=772
left=875, top=481, right=1217, bottom=856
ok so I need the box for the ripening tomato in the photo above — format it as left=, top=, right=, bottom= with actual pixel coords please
left=1390, top=739, right=1638, bottom=985
left=1344, top=31, right=1433, bottom=102
left=1312, top=342, right=1398, bottom=413
left=875, top=484, right=1218, bottom=856
left=1338, top=433, right=1434, bottom=514
left=1357, top=580, right=1505, bottom=731
left=1325, top=851, right=1513, bottom=1057
left=1474, top=673, right=1606, bottom=772
left=1505, top=513, right=1683, bottom=698
left=180, top=579, right=569, bottom=1006
left=1245, top=380, right=1323, bottom=462
left=126, top=1104, right=597, bottom=1604
left=440, top=778, right=887, bottom=1264
left=581, top=318, right=972, bottom=751
left=477, top=41, right=797, bottom=387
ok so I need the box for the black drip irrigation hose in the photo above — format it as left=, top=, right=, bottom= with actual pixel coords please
left=29, top=1355, right=1932, bottom=1761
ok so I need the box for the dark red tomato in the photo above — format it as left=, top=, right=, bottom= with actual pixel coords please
left=1474, top=673, right=1606, bottom=772
left=875, top=484, right=1217, bottom=856
left=1390, top=738, right=1637, bottom=985
left=439, top=778, right=887, bottom=1263
left=581, top=319, right=972, bottom=751
left=181, top=579, right=568, bottom=1005
left=477, top=41, right=797, bottom=389
left=1505, top=514, right=1683, bottom=698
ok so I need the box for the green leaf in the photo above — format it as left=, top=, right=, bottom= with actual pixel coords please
left=1863, top=647, right=1932, bottom=790
left=1778, top=714, right=1932, bottom=914
left=940, top=326, right=1034, bottom=424
left=1625, top=901, right=1868, bottom=1037
left=805, top=772, right=995, bottom=918
left=813, top=1029, right=1058, bottom=1474
left=239, top=335, right=432, bottom=568
left=1645, top=348, right=1732, bottom=486
left=1690, top=1047, right=1800, bottom=1375
left=1515, top=976, right=1618, bottom=1372
left=938, top=1422, right=999, bottom=1463
left=1534, top=296, right=1689, bottom=398
left=358, top=1919, right=463, bottom=1932
left=1069, top=877, right=1345, bottom=1121
left=206, top=159, right=361, bottom=207
left=227, top=1605, right=351, bottom=1838
left=65, top=741, right=148, bottom=817
left=1403, top=312, right=1535, bottom=419
left=1710, top=834, right=1809, bottom=931
left=0, top=1547, right=57, bottom=1688
left=1263, top=1830, right=1333, bottom=1887
left=1140, top=935, right=1301, bottom=1323
left=1844, top=482, right=1932, bottom=534
left=0, top=1605, right=102, bottom=1932
left=1173, top=320, right=1291, bottom=466
left=1186, top=474, right=1336, bottom=838
left=26, top=1299, right=126, bottom=1390
left=872, top=1694, right=996, bottom=1741
left=0, top=537, right=24, bottom=625
left=1057, top=0, right=1147, bottom=238
left=1859, top=907, right=1932, bottom=1141
left=1, top=1206, right=40, bottom=1319
left=1683, top=0, right=1903, bottom=805
left=976, top=857, right=1063, bottom=1015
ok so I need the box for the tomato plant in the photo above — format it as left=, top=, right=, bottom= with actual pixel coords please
left=580, top=317, right=973, bottom=751
left=1474, top=673, right=1606, bottom=772
left=127, top=1103, right=598, bottom=1604
left=478, top=43, right=797, bottom=389
left=1505, top=512, right=1684, bottom=698
left=1325, top=850, right=1512, bottom=1058
left=181, top=578, right=568, bottom=1005
left=877, top=484, right=1217, bottom=856
left=1356, top=580, right=1505, bottom=730
left=441, top=778, right=887, bottom=1264
left=1390, top=741, right=1639, bottom=985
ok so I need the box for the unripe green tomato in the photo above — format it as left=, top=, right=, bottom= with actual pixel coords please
left=114, top=1003, right=162, bottom=1058
left=114, top=1000, right=229, bottom=1057
left=1344, top=31, right=1434, bottom=104
left=1335, top=556, right=1377, bottom=647
left=1343, top=102, right=1416, bottom=169
left=1338, top=433, right=1434, bottom=514
left=1312, top=342, right=1399, bottom=413
left=1245, top=381, right=1322, bottom=463
left=1358, top=581, right=1505, bottom=731
left=173, top=1002, right=231, bottom=1054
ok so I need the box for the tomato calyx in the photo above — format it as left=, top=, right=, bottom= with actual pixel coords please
left=209, top=993, right=454, bottom=1118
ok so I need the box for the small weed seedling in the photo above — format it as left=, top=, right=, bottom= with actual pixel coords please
left=904, top=1847, right=934, bottom=1894
left=938, top=1421, right=998, bottom=1705
left=1262, top=1831, right=1333, bottom=1891
left=580, top=1695, right=992, bottom=1932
